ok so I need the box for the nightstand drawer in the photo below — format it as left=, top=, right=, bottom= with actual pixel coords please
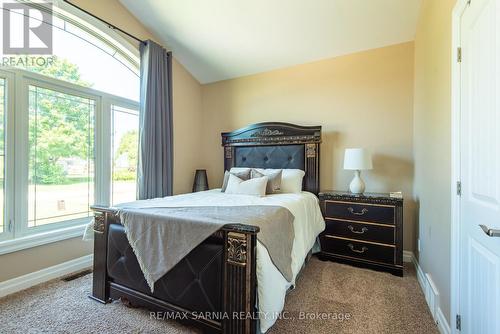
left=324, top=219, right=395, bottom=245
left=324, top=201, right=395, bottom=225
left=320, top=236, right=394, bottom=264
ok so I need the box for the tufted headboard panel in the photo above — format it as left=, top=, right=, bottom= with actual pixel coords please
left=221, top=122, right=321, bottom=194
left=234, top=145, right=305, bottom=170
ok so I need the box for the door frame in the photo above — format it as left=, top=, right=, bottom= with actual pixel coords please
left=450, top=0, right=475, bottom=333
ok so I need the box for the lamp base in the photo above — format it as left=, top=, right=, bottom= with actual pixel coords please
left=349, top=170, right=365, bottom=194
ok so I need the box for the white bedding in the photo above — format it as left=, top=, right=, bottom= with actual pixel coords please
left=84, top=189, right=325, bottom=332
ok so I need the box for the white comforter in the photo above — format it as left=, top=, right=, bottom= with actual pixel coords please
left=85, top=189, right=325, bottom=332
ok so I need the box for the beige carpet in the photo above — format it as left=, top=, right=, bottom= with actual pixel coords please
left=0, top=258, right=438, bottom=334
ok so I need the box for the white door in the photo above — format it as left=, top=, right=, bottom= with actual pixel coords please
left=459, top=0, right=500, bottom=333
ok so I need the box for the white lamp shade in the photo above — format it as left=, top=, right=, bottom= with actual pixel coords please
left=344, top=148, right=373, bottom=170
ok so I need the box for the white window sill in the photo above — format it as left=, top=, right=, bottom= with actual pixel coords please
left=0, top=224, right=88, bottom=256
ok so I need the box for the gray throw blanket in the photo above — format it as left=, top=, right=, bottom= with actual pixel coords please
left=118, top=205, right=295, bottom=292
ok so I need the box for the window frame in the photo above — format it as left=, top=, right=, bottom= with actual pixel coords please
left=109, top=100, right=140, bottom=206
left=0, top=70, right=15, bottom=244
left=0, top=68, right=139, bottom=255
left=21, top=74, right=101, bottom=236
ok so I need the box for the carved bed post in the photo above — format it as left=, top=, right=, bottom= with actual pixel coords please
left=224, top=146, right=235, bottom=171
left=222, top=225, right=260, bottom=334
left=89, top=206, right=112, bottom=303
left=305, top=143, right=320, bottom=194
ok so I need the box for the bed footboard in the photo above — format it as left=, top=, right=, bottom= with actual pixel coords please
left=89, top=205, right=259, bottom=334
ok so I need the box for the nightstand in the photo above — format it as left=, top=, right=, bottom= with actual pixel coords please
left=317, top=191, right=403, bottom=276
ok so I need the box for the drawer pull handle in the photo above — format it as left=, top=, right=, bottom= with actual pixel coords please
left=348, top=225, right=368, bottom=234
left=347, top=207, right=368, bottom=216
left=348, top=243, right=368, bottom=254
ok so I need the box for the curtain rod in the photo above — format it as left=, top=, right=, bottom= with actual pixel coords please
left=62, top=0, right=146, bottom=45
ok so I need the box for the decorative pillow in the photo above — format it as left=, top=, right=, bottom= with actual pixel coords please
left=253, top=168, right=305, bottom=193
left=225, top=174, right=268, bottom=197
left=229, top=167, right=252, bottom=173
left=221, top=168, right=251, bottom=192
left=251, top=169, right=282, bottom=194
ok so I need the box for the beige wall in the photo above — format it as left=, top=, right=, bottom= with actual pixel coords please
left=202, top=42, right=416, bottom=251
left=0, top=238, right=92, bottom=282
left=0, top=0, right=203, bottom=282
left=413, top=0, right=457, bottom=324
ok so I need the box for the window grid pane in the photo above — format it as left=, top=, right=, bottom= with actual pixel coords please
left=111, top=105, right=138, bottom=205
left=28, top=85, right=95, bottom=227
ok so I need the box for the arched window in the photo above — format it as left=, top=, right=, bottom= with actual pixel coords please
left=0, top=0, right=141, bottom=250
left=5, top=0, right=140, bottom=100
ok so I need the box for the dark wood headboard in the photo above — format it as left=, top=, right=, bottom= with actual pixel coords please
left=221, top=122, right=321, bottom=194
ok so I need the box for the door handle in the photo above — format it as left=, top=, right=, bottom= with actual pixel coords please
left=479, top=225, right=500, bottom=237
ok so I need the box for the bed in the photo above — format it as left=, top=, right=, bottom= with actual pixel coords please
left=89, top=122, right=323, bottom=333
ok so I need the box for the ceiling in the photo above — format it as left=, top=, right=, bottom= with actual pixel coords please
left=119, top=0, right=422, bottom=84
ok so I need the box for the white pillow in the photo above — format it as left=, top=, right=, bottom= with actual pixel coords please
left=253, top=168, right=305, bottom=193
left=229, top=167, right=252, bottom=174
left=225, top=174, right=268, bottom=197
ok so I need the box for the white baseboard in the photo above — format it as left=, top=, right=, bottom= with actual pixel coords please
left=436, top=305, right=451, bottom=334
left=0, top=254, right=93, bottom=298
left=405, top=251, right=450, bottom=334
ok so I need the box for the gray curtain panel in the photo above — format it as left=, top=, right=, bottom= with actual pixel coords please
left=137, top=40, right=173, bottom=199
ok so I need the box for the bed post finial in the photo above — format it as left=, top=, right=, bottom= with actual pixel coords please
left=225, top=146, right=232, bottom=159
left=305, top=143, right=317, bottom=158
left=227, top=232, right=248, bottom=265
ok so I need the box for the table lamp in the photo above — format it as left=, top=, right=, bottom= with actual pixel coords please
left=192, top=169, right=209, bottom=192
left=344, top=148, right=372, bottom=194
